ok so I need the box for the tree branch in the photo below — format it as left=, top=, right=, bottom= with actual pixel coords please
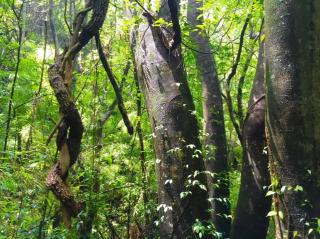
left=224, top=14, right=251, bottom=143
left=226, top=14, right=250, bottom=87
left=64, top=0, right=72, bottom=35
left=167, top=0, right=181, bottom=51
left=95, top=33, right=134, bottom=135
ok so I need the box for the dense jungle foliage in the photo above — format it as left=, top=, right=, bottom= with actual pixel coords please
left=1, top=0, right=319, bottom=238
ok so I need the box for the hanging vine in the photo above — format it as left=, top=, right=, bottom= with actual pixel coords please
left=46, top=0, right=109, bottom=225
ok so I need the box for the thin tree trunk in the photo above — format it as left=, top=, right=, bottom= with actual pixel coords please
left=13, top=196, right=23, bottom=239
left=127, top=193, right=131, bottom=239
left=130, top=2, right=210, bottom=237
left=79, top=61, right=130, bottom=238
left=48, top=0, right=59, bottom=59
left=3, top=2, right=24, bottom=153
left=187, top=0, right=230, bottom=236
left=231, top=42, right=271, bottom=239
left=105, top=213, right=120, bottom=239
left=26, top=20, right=48, bottom=150
left=236, top=47, right=255, bottom=130
left=38, top=191, right=49, bottom=239
left=224, top=15, right=251, bottom=144
left=236, top=21, right=264, bottom=131
left=265, top=1, right=320, bottom=238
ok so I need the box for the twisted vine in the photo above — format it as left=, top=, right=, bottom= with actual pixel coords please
left=46, top=0, right=108, bottom=223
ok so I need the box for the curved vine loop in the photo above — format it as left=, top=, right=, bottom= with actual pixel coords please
left=46, top=0, right=109, bottom=221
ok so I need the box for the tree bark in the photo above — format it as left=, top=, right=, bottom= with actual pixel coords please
left=130, top=2, right=210, bottom=238
left=187, top=0, right=230, bottom=236
left=265, top=1, right=320, bottom=238
left=134, top=66, right=150, bottom=227
left=231, top=42, right=271, bottom=239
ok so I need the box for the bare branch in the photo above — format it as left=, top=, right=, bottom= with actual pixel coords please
left=167, top=0, right=181, bottom=51
left=224, top=14, right=251, bottom=143
left=95, top=34, right=134, bottom=135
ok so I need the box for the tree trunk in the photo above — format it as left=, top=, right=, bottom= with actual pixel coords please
left=3, top=2, right=23, bottom=153
left=187, top=0, right=230, bottom=236
left=26, top=20, right=48, bottom=151
left=231, top=42, right=271, bottom=239
left=79, top=61, right=130, bottom=238
left=265, top=1, right=320, bottom=238
left=130, top=3, right=210, bottom=238
left=134, top=66, right=150, bottom=227
left=48, top=0, right=59, bottom=59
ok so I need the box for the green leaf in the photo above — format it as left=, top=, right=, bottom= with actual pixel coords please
left=199, top=184, right=207, bottom=191
left=180, top=191, right=192, bottom=199
left=294, top=185, right=303, bottom=192
left=278, top=211, right=284, bottom=219
left=266, top=211, right=277, bottom=217
left=266, top=190, right=275, bottom=197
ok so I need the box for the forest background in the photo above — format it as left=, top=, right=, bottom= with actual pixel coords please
left=0, top=0, right=319, bottom=238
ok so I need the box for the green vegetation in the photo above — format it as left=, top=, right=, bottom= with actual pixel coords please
left=1, top=0, right=319, bottom=238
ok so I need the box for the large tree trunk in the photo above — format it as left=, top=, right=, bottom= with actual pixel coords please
left=265, top=1, right=320, bottom=238
left=187, top=0, right=230, bottom=236
left=130, top=3, right=210, bottom=238
left=231, top=42, right=271, bottom=239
